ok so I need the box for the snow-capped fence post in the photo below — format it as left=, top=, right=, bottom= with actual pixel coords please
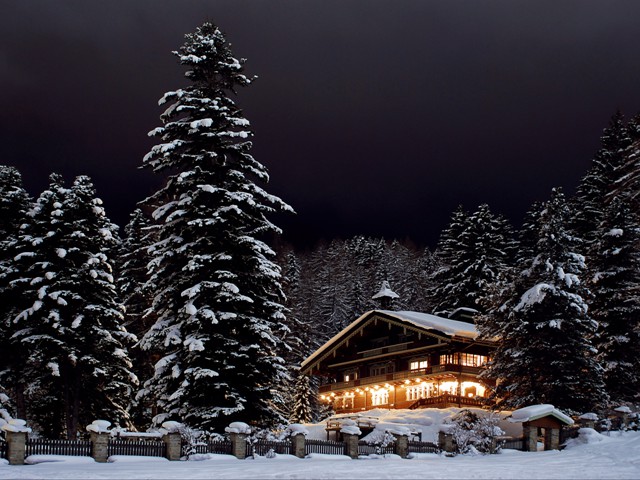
left=340, top=421, right=361, bottom=459
left=438, top=425, right=455, bottom=454
left=163, top=433, right=182, bottom=461
left=578, top=413, right=598, bottom=430
left=2, top=419, right=31, bottom=465
left=286, top=423, right=310, bottom=459
left=160, top=421, right=183, bottom=461
left=4, top=431, right=27, bottom=465
left=613, top=406, right=631, bottom=430
left=89, top=431, right=110, bottom=463
left=292, top=433, right=306, bottom=458
left=394, top=434, right=409, bottom=459
left=342, top=433, right=359, bottom=459
left=225, top=422, right=251, bottom=460
left=86, top=420, right=112, bottom=463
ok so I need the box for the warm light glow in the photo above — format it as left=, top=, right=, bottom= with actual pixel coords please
left=415, top=378, right=421, bottom=383
left=440, top=381, right=459, bottom=394
left=461, top=381, right=485, bottom=397
left=320, top=395, right=326, bottom=400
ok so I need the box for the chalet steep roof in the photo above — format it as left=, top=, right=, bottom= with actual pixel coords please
left=379, top=310, right=478, bottom=339
left=301, top=309, right=480, bottom=372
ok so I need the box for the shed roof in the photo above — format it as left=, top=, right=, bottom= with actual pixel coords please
left=508, top=404, right=574, bottom=425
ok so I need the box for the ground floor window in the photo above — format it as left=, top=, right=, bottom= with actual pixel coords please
left=336, top=394, right=354, bottom=409
left=405, top=382, right=437, bottom=401
left=371, top=389, right=389, bottom=406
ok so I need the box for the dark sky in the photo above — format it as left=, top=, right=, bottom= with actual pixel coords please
left=2, top=1, right=640, bottom=249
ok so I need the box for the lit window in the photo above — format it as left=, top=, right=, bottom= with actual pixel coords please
left=371, top=389, right=389, bottom=406
left=409, top=359, right=428, bottom=370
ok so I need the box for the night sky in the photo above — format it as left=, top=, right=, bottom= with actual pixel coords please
left=3, top=1, right=640, bottom=249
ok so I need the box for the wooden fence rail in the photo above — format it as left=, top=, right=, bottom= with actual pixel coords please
left=25, top=438, right=92, bottom=457
left=108, top=439, right=166, bottom=457
left=304, top=439, right=347, bottom=456
left=357, top=441, right=395, bottom=456
left=407, top=440, right=440, bottom=454
left=247, top=439, right=293, bottom=457
left=190, top=440, right=233, bottom=455
left=499, top=436, right=525, bottom=451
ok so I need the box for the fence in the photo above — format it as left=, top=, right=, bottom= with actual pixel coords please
left=407, top=440, right=440, bottom=454
left=358, top=441, right=395, bottom=456
left=499, top=436, right=525, bottom=451
left=0, top=438, right=7, bottom=459
left=108, top=438, right=167, bottom=457
left=305, top=439, right=347, bottom=456
left=25, top=438, right=92, bottom=457
left=190, top=439, right=233, bottom=455
left=247, top=439, right=293, bottom=457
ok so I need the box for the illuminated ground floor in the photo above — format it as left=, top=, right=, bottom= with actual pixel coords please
left=318, top=365, right=491, bottom=413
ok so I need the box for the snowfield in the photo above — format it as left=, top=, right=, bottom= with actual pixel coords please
left=2, top=429, right=639, bottom=479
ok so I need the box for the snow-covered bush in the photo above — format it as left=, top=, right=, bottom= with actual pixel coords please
left=446, top=409, right=504, bottom=454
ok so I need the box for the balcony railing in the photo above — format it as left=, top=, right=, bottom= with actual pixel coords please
left=319, top=364, right=483, bottom=393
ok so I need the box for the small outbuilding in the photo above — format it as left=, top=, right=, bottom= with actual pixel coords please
left=509, top=404, right=574, bottom=451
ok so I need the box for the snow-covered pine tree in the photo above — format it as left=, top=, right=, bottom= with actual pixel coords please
left=431, top=204, right=515, bottom=318
left=116, top=208, right=156, bottom=426
left=609, top=112, right=640, bottom=212
left=10, top=174, right=136, bottom=438
left=572, top=111, right=632, bottom=243
left=290, top=371, right=313, bottom=424
left=589, top=196, right=640, bottom=403
left=483, top=188, right=607, bottom=414
left=0, top=165, right=32, bottom=419
left=138, top=22, right=293, bottom=433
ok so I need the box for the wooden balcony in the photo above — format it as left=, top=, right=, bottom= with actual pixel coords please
left=408, top=393, right=486, bottom=409
left=318, top=364, right=483, bottom=393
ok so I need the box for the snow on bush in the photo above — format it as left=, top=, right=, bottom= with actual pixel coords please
left=445, top=409, right=504, bottom=455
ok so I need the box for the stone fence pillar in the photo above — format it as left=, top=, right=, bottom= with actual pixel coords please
left=89, top=431, right=110, bottom=463
left=395, top=434, right=408, bottom=458
left=438, top=431, right=455, bottom=454
left=291, top=433, right=306, bottom=458
left=5, top=431, right=27, bottom=465
left=229, top=432, right=248, bottom=459
left=163, top=432, right=182, bottom=461
left=342, top=433, right=359, bottom=459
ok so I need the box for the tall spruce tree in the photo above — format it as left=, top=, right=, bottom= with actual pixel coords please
left=431, top=204, right=515, bottom=317
left=589, top=196, right=640, bottom=403
left=0, top=165, right=32, bottom=418
left=482, top=188, right=607, bottom=414
left=116, top=208, right=155, bottom=426
left=572, top=111, right=632, bottom=242
left=10, top=174, right=136, bottom=438
left=138, top=22, right=293, bottom=433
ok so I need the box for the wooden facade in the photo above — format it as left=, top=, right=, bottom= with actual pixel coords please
left=301, top=310, right=496, bottom=413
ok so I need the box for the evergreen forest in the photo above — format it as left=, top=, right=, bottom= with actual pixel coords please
left=1, top=22, right=640, bottom=438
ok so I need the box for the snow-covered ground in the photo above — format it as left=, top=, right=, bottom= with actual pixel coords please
left=2, top=408, right=639, bottom=479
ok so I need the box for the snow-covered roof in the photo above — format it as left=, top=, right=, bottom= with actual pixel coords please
left=509, top=404, right=574, bottom=425
left=301, top=310, right=479, bottom=371
left=379, top=311, right=478, bottom=339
